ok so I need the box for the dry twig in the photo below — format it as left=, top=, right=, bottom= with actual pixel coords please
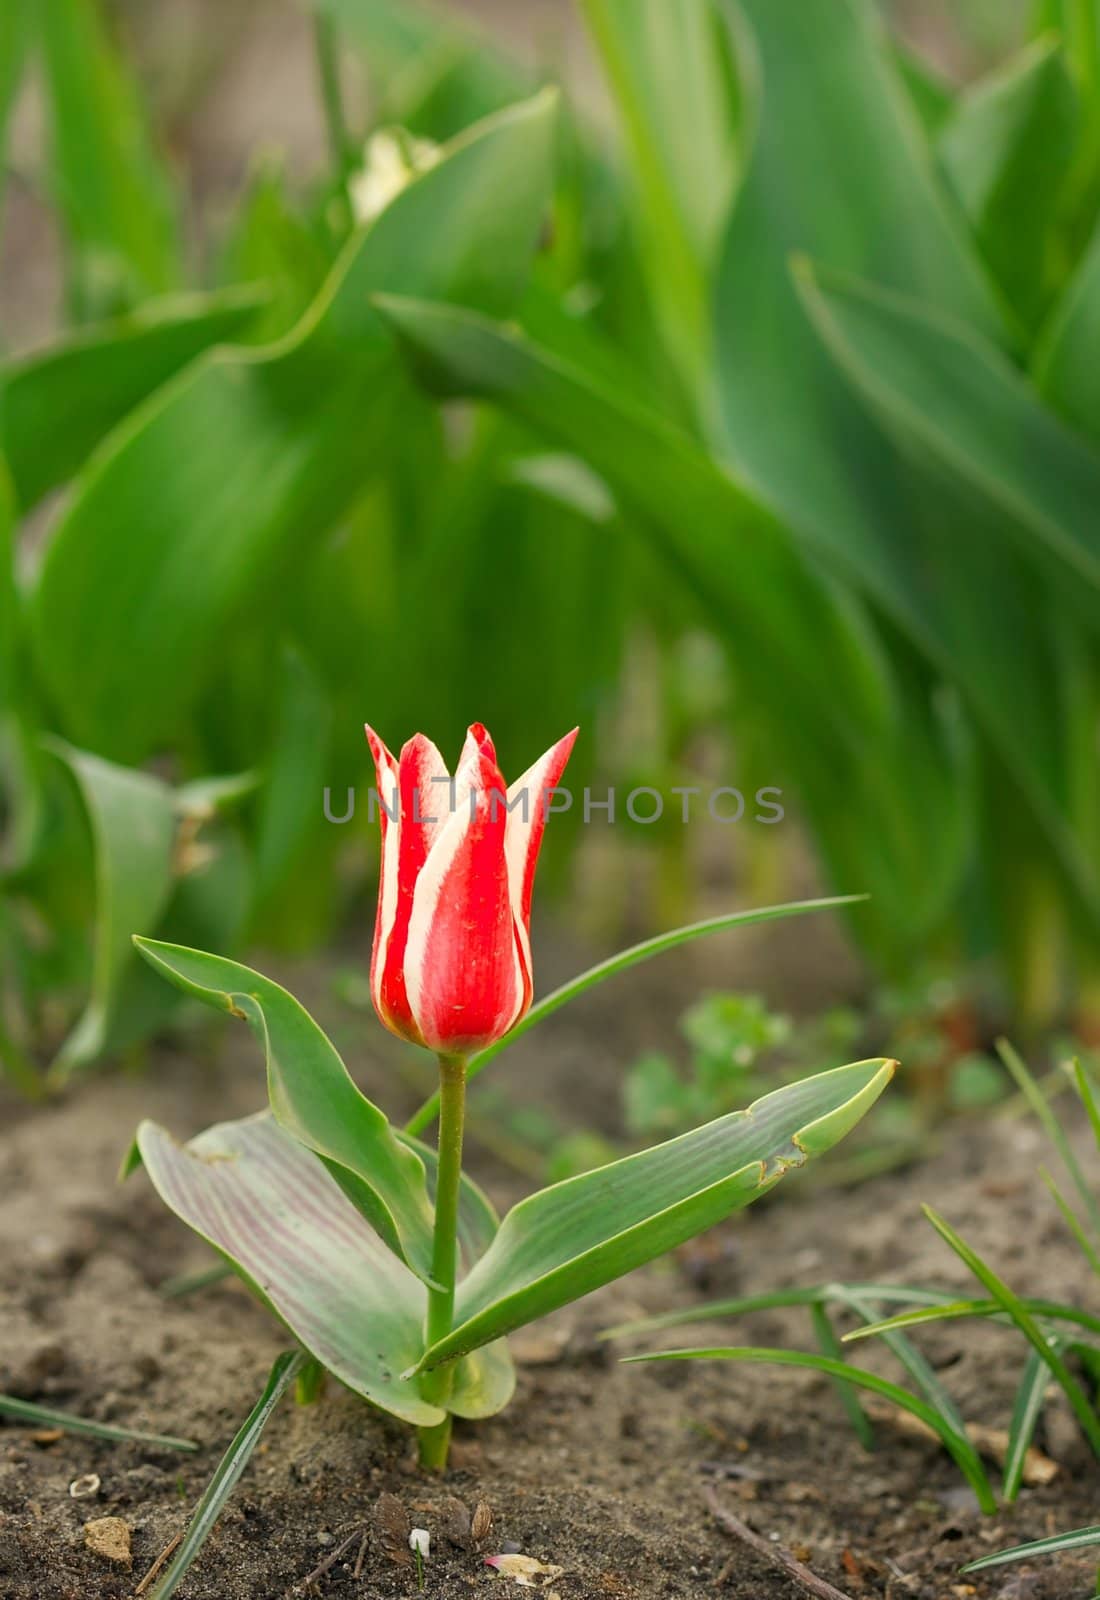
left=135, top=1531, right=183, bottom=1595
left=704, top=1486, right=857, bottom=1600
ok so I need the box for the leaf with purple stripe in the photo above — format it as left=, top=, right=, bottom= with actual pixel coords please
left=136, top=1112, right=438, bottom=1425
left=134, top=1111, right=513, bottom=1426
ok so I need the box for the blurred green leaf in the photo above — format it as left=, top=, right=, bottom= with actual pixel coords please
left=1036, top=212, right=1100, bottom=438
left=414, top=1060, right=895, bottom=1370
left=218, top=160, right=333, bottom=344
left=797, top=264, right=1100, bottom=606
left=40, top=0, right=181, bottom=315
left=45, top=740, right=178, bottom=1081
left=578, top=0, right=743, bottom=394
left=318, top=0, right=532, bottom=138
left=132, top=938, right=435, bottom=1279
left=248, top=644, right=333, bottom=934
left=29, top=92, right=558, bottom=764
left=939, top=35, right=1078, bottom=330
left=376, top=296, right=972, bottom=958
left=0, top=287, right=266, bottom=510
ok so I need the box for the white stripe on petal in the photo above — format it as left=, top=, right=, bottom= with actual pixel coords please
left=369, top=739, right=401, bottom=1012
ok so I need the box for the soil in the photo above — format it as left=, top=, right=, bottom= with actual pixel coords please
left=0, top=935, right=1095, bottom=1600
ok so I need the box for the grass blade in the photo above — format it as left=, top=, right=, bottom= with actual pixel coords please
left=603, top=1283, right=961, bottom=1341
left=961, top=1524, right=1100, bottom=1572
left=923, top=1205, right=1100, bottom=1457
left=1040, top=1164, right=1100, bottom=1274
left=624, top=1346, right=996, bottom=1512
left=1073, top=1058, right=1100, bottom=1153
left=1003, top=1348, right=1049, bottom=1502
left=810, top=1301, right=876, bottom=1450
left=844, top=1297, right=1100, bottom=1345
left=404, top=896, right=867, bottom=1134
left=830, top=1284, right=971, bottom=1445
left=998, top=1039, right=1100, bottom=1236
left=158, top=1262, right=234, bottom=1300
left=0, top=1395, right=197, bottom=1452
left=147, top=1350, right=306, bottom=1600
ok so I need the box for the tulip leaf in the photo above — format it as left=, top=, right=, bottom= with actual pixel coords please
left=134, top=1114, right=441, bottom=1427
left=938, top=35, right=1078, bottom=330
left=1036, top=215, right=1100, bottom=440
left=248, top=643, right=333, bottom=934
left=795, top=263, right=1100, bottom=606
left=0, top=286, right=266, bottom=510
left=46, top=740, right=179, bottom=1081
left=29, top=90, right=558, bottom=763
left=132, top=938, right=436, bottom=1279
left=40, top=0, right=181, bottom=314
left=413, top=1059, right=895, bottom=1371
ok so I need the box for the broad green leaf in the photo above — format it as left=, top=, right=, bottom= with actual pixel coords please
left=707, top=0, right=1100, bottom=957
left=132, top=939, right=434, bottom=1278
left=793, top=261, right=1100, bottom=929
left=406, top=895, right=868, bottom=1134
left=40, top=0, right=180, bottom=315
left=1036, top=212, right=1100, bottom=439
left=962, top=1523, right=1100, bottom=1572
left=796, top=265, right=1100, bottom=607
left=0, top=287, right=265, bottom=510
left=29, top=91, right=558, bottom=763
left=136, top=1113, right=439, bottom=1426
left=413, top=1060, right=895, bottom=1371
left=939, top=35, right=1078, bottom=330
left=0, top=1395, right=196, bottom=1452
left=45, top=740, right=178, bottom=1081
left=625, top=1346, right=996, bottom=1511
left=144, top=1350, right=305, bottom=1600
left=248, top=643, right=333, bottom=931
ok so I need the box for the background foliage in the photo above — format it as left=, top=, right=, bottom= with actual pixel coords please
left=2, top=0, right=1099, bottom=1083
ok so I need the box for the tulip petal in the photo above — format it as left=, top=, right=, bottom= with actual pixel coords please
left=405, top=735, right=523, bottom=1054
left=504, top=727, right=578, bottom=980
left=365, top=726, right=449, bottom=1042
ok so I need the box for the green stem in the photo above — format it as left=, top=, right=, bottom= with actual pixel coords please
left=417, top=1054, right=467, bottom=1472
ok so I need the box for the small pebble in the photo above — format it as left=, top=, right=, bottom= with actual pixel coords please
left=83, top=1516, right=131, bottom=1567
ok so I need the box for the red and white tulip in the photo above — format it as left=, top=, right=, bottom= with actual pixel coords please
left=365, top=721, right=576, bottom=1056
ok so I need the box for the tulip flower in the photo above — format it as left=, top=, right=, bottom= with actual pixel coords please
left=364, top=721, right=577, bottom=1057
left=362, top=718, right=576, bottom=1465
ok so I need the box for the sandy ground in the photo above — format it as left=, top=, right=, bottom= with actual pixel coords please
left=0, top=942, right=1095, bottom=1599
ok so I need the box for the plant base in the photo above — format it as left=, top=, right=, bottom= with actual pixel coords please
left=417, top=1414, right=452, bottom=1472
